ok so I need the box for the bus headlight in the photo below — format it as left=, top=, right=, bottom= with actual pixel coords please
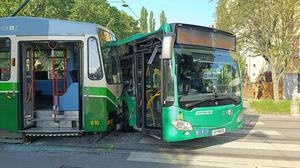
left=172, top=120, right=193, bottom=131
left=237, top=113, right=243, bottom=123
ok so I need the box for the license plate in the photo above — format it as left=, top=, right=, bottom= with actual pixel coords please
left=212, top=128, right=226, bottom=136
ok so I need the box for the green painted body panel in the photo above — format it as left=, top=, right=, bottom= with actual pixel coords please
left=0, top=83, right=19, bottom=132
left=0, top=83, right=18, bottom=91
left=162, top=103, right=243, bottom=142
left=123, top=92, right=137, bottom=127
left=83, top=87, right=118, bottom=132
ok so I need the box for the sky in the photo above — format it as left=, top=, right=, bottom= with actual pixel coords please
left=108, top=0, right=217, bottom=29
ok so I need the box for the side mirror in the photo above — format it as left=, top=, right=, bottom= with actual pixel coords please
left=162, top=33, right=175, bottom=60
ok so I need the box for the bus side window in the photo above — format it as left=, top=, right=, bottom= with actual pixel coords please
left=88, top=37, right=103, bottom=80
left=0, top=38, right=11, bottom=81
left=119, top=44, right=135, bottom=97
left=120, top=56, right=134, bottom=96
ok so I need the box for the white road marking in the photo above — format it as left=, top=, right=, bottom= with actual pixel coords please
left=127, top=151, right=300, bottom=168
left=256, top=121, right=265, bottom=125
left=218, top=141, right=300, bottom=152
left=233, top=129, right=282, bottom=136
left=140, top=129, right=282, bottom=144
left=245, top=121, right=265, bottom=126
left=140, top=137, right=300, bottom=152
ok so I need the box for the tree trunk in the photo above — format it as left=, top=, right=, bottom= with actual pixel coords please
left=271, top=68, right=280, bottom=101
left=273, top=79, right=279, bottom=101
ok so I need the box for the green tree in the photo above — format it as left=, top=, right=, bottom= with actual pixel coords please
left=0, top=1, right=21, bottom=17
left=216, top=0, right=300, bottom=101
left=159, top=10, right=167, bottom=26
left=118, top=12, right=140, bottom=38
left=69, top=0, right=139, bottom=38
left=0, top=0, right=139, bottom=39
left=149, top=11, right=155, bottom=32
left=0, top=0, right=75, bottom=19
left=140, top=6, right=148, bottom=33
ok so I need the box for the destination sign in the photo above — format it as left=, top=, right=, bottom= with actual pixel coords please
left=176, top=25, right=236, bottom=51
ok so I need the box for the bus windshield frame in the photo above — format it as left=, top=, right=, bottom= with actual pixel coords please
left=162, top=24, right=241, bottom=109
left=174, top=44, right=241, bottom=109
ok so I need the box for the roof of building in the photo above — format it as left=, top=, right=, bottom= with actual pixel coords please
left=0, top=16, right=109, bottom=36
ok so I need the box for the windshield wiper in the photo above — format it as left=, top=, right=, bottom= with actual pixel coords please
left=185, top=96, right=215, bottom=108
left=214, top=94, right=241, bottom=105
left=184, top=94, right=241, bottom=108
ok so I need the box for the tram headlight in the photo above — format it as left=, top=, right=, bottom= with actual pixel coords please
left=171, top=120, right=193, bottom=131
left=237, top=113, right=243, bottom=123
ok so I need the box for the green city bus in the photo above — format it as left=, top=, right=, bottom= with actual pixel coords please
left=118, top=23, right=243, bottom=142
left=0, top=16, right=123, bottom=140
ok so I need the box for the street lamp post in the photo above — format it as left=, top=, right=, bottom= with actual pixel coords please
left=108, top=0, right=140, bottom=21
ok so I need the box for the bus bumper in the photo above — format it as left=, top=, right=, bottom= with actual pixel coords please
left=163, top=120, right=244, bottom=142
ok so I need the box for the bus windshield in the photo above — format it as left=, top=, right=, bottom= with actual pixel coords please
left=175, top=45, right=241, bottom=108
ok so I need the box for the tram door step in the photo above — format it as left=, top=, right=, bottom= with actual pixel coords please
left=34, top=110, right=79, bottom=128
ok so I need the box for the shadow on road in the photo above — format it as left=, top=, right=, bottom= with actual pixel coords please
left=140, top=113, right=261, bottom=151
left=17, top=114, right=261, bottom=154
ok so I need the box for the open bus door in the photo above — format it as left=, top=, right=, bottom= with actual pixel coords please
left=135, top=44, right=162, bottom=139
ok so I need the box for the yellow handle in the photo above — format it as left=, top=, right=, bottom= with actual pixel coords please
left=146, top=90, right=160, bottom=127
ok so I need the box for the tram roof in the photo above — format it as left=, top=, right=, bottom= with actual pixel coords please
left=0, top=16, right=111, bottom=36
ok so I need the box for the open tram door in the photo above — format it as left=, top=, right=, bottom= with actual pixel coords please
left=133, top=33, right=175, bottom=139
left=19, top=40, right=83, bottom=135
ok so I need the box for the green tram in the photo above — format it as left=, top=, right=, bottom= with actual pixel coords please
left=0, top=16, right=122, bottom=139
left=118, top=23, right=243, bottom=142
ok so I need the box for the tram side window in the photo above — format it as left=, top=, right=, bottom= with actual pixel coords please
left=0, top=38, right=11, bottom=81
left=88, top=37, right=103, bottom=80
left=99, top=29, right=121, bottom=84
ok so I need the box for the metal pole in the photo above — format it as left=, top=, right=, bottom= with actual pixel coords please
left=11, top=0, right=31, bottom=17
left=291, top=93, right=300, bottom=116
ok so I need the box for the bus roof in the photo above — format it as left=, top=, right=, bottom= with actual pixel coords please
left=116, top=24, right=169, bottom=46
left=0, top=16, right=112, bottom=36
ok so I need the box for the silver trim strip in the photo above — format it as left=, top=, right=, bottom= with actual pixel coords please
left=0, top=91, right=19, bottom=93
left=84, top=95, right=117, bottom=107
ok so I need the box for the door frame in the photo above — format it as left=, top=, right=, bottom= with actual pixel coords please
left=18, top=39, right=84, bottom=131
left=19, top=42, right=35, bottom=130
left=134, top=48, right=162, bottom=139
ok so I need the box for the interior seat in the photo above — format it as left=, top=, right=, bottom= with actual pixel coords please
left=58, top=83, right=79, bottom=111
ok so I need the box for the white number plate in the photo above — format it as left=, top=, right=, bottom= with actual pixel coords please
left=212, top=128, right=226, bottom=136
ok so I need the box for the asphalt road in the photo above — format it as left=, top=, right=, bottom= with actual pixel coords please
left=0, top=114, right=300, bottom=168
